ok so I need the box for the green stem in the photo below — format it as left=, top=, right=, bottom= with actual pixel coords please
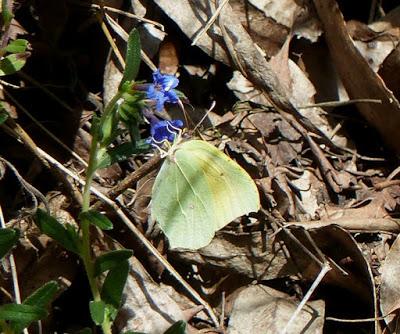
left=80, top=92, right=123, bottom=334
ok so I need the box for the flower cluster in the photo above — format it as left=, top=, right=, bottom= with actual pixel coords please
left=146, top=70, right=179, bottom=112
left=144, top=70, right=183, bottom=145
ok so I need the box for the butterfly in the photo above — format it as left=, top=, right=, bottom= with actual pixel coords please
left=151, top=138, right=260, bottom=249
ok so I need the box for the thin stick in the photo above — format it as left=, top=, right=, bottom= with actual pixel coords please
left=90, top=4, right=164, bottom=31
left=104, top=13, right=157, bottom=72
left=191, top=0, right=231, bottom=46
left=387, top=165, right=400, bottom=181
left=3, top=89, right=88, bottom=167
left=280, top=264, right=331, bottom=334
left=0, top=204, right=29, bottom=334
left=326, top=315, right=388, bottom=322
left=193, top=100, right=216, bottom=133
left=100, top=15, right=125, bottom=68
left=36, top=147, right=220, bottom=327
left=18, top=71, right=74, bottom=112
left=299, top=98, right=382, bottom=109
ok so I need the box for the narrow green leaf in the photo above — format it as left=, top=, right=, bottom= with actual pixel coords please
left=34, top=209, right=80, bottom=254
left=96, top=143, right=149, bottom=169
left=23, top=281, right=58, bottom=307
left=101, top=260, right=129, bottom=309
left=79, top=210, right=113, bottom=230
left=0, top=304, right=46, bottom=322
left=1, top=0, right=13, bottom=27
left=77, top=328, right=92, bottom=334
left=0, top=228, right=19, bottom=259
left=119, top=29, right=141, bottom=87
left=164, top=320, right=187, bottom=334
left=94, top=249, right=132, bottom=276
left=123, top=332, right=147, bottom=334
left=11, top=281, right=59, bottom=333
left=99, top=106, right=119, bottom=145
left=0, top=53, right=28, bottom=76
left=4, top=39, right=28, bottom=54
left=89, top=300, right=106, bottom=326
left=0, top=109, right=9, bottom=125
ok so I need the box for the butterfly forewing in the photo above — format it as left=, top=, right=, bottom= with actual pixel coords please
left=151, top=140, right=260, bottom=249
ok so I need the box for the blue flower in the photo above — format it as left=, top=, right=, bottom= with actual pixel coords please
left=150, top=119, right=183, bottom=144
left=146, top=70, right=179, bottom=112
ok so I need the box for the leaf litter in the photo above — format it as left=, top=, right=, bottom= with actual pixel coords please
left=2, top=0, right=400, bottom=333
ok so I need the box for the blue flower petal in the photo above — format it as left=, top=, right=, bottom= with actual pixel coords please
left=164, top=90, right=179, bottom=103
left=149, top=119, right=183, bottom=144
left=146, top=70, right=180, bottom=112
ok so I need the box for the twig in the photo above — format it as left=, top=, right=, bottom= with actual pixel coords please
left=3, top=88, right=88, bottom=167
left=18, top=71, right=75, bottom=112
left=299, top=98, right=382, bottom=109
left=0, top=204, right=29, bottom=334
left=35, top=147, right=220, bottom=327
left=0, top=156, right=48, bottom=213
left=104, top=13, right=157, bottom=72
left=1, top=119, right=83, bottom=206
left=387, top=165, right=400, bottom=181
left=100, top=14, right=125, bottom=68
left=192, top=0, right=231, bottom=46
left=286, top=218, right=400, bottom=233
left=90, top=4, right=164, bottom=31
left=281, top=264, right=331, bottom=334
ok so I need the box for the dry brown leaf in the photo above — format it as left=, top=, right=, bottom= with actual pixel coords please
left=247, top=0, right=322, bottom=42
left=172, top=230, right=296, bottom=281
left=116, top=256, right=193, bottom=334
left=227, top=285, right=325, bottom=334
left=313, top=0, right=400, bottom=154
left=380, top=234, right=400, bottom=330
left=319, top=189, right=396, bottom=221
left=153, top=0, right=229, bottom=63
left=281, top=225, right=378, bottom=332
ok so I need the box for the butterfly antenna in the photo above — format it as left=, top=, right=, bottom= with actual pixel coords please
left=193, top=100, right=216, bottom=133
left=166, top=121, right=183, bottom=143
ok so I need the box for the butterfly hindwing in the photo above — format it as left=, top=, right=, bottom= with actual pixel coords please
left=151, top=140, right=260, bottom=249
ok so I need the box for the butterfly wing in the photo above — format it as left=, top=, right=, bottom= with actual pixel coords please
left=151, top=140, right=260, bottom=249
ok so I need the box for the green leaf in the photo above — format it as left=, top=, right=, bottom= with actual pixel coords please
left=11, top=281, right=58, bottom=332
left=77, top=328, right=92, bottom=334
left=0, top=304, right=46, bottom=322
left=99, top=106, right=119, bottom=145
left=164, top=320, right=187, bottom=334
left=89, top=300, right=106, bottom=326
left=152, top=140, right=260, bottom=249
left=123, top=332, right=147, bottom=334
left=119, top=29, right=141, bottom=87
left=23, top=281, right=58, bottom=307
left=101, top=259, right=129, bottom=309
left=94, top=249, right=132, bottom=276
left=0, top=228, right=19, bottom=259
left=4, top=39, right=28, bottom=54
left=96, top=142, right=149, bottom=169
left=79, top=210, right=113, bottom=230
left=0, top=109, right=9, bottom=125
left=34, top=209, right=80, bottom=254
left=1, top=0, right=13, bottom=27
left=104, top=303, right=118, bottom=322
left=0, top=53, right=28, bottom=76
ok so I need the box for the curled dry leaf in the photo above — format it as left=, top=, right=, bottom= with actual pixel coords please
left=280, top=225, right=378, bottom=332
left=380, top=234, right=400, bottom=330
left=247, top=0, right=322, bottom=42
left=227, top=285, right=325, bottom=334
left=313, top=0, right=400, bottom=154
left=171, top=230, right=297, bottom=281
left=116, top=256, right=191, bottom=334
